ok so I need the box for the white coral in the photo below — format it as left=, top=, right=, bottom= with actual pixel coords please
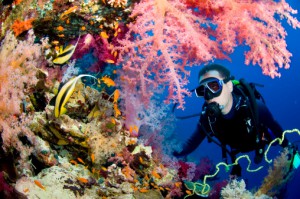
left=221, top=179, right=272, bottom=199
left=61, top=60, right=79, bottom=83
left=107, top=0, right=127, bottom=7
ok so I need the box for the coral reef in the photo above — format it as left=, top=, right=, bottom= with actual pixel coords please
left=15, top=165, right=99, bottom=198
left=114, top=0, right=300, bottom=109
left=0, top=0, right=299, bottom=198
left=255, top=148, right=294, bottom=197
left=221, top=179, right=271, bottom=199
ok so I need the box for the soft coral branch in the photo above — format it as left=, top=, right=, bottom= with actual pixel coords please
left=193, top=0, right=300, bottom=78
left=115, top=0, right=300, bottom=110
left=115, top=0, right=222, bottom=109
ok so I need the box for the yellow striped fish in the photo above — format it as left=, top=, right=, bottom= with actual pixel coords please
left=53, top=36, right=80, bottom=65
left=54, top=74, right=96, bottom=117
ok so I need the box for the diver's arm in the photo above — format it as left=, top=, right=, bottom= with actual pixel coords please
left=174, top=120, right=206, bottom=157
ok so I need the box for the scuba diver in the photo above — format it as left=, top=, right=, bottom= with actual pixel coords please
left=173, top=63, right=295, bottom=178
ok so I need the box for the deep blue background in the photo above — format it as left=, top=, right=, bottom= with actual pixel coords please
left=174, top=1, right=300, bottom=198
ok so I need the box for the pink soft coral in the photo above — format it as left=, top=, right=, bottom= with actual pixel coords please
left=115, top=0, right=223, bottom=109
left=0, top=30, right=45, bottom=175
left=115, top=0, right=300, bottom=110
left=187, top=0, right=300, bottom=78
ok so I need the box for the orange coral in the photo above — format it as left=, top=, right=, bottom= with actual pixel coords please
left=11, top=18, right=35, bottom=37
left=13, top=0, right=23, bottom=5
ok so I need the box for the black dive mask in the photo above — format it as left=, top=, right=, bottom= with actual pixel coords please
left=195, top=77, right=232, bottom=101
left=195, top=78, right=224, bottom=101
left=205, top=102, right=223, bottom=119
left=204, top=90, right=217, bottom=101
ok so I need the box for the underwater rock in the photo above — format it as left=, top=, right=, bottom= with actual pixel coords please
left=133, top=189, right=164, bottom=199
left=132, top=143, right=153, bottom=157
left=33, top=136, right=58, bottom=167
left=15, top=164, right=98, bottom=199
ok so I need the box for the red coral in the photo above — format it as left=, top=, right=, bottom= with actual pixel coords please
left=193, top=156, right=214, bottom=181
left=208, top=180, right=228, bottom=199
left=177, top=160, right=192, bottom=179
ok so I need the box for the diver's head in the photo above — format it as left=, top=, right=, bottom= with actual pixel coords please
left=195, top=64, right=234, bottom=114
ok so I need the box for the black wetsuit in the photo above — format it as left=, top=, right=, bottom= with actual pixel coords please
left=176, top=91, right=288, bottom=164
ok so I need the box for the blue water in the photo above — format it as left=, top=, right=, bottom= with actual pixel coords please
left=174, top=1, right=300, bottom=198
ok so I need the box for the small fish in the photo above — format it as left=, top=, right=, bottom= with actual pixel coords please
left=111, top=118, right=116, bottom=124
left=131, top=185, right=138, bottom=191
left=151, top=170, right=161, bottom=179
left=113, top=89, right=120, bottom=103
left=100, top=31, right=109, bottom=39
left=54, top=74, right=97, bottom=117
left=77, top=177, right=88, bottom=184
left=144, top=175, right=149, bottom=181
left=54, top=45, right=60, bottom=52
left=52, top=40, right=60, bottom=45
left=114, top=103, right=121, bottom=117
left=60, top=6, right=78, bottom=19
left=139, top=157, right=144, bottom=164
left=113, top=51, right=118, bottom=58
left=127, top=139, right=137, bottom=145
left=53, top=36, right=80, bottom=65
left=105, top=59, right=115, bottom=64
left=70, top=160, right=77, bottom=165
left=91, top=154, right=95, bottom=163
left=114, top=22, right=119, bottom=30
left=77, top=157, right=85, bottom=165
left=129, top=125, right=139, bottom=134
left=174, top=182, right=182, bottom=188
left=101, top=166, right=107, bottom=171
left=139, top=188, right=149, bottom=193
left=101, top=76, right=115, bottom=87
left=114, top=31, right=118, bottom=37
left=186, top=190, right=192, bottom=195
left=56, top=26, right=64, bottom=31
left=34, top=180, right=46, bottom=190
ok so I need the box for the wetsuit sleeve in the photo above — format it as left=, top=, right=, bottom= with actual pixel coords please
left=174, top=119, right=206, bottom=157
left=257, top=100, right=288, bottom=147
